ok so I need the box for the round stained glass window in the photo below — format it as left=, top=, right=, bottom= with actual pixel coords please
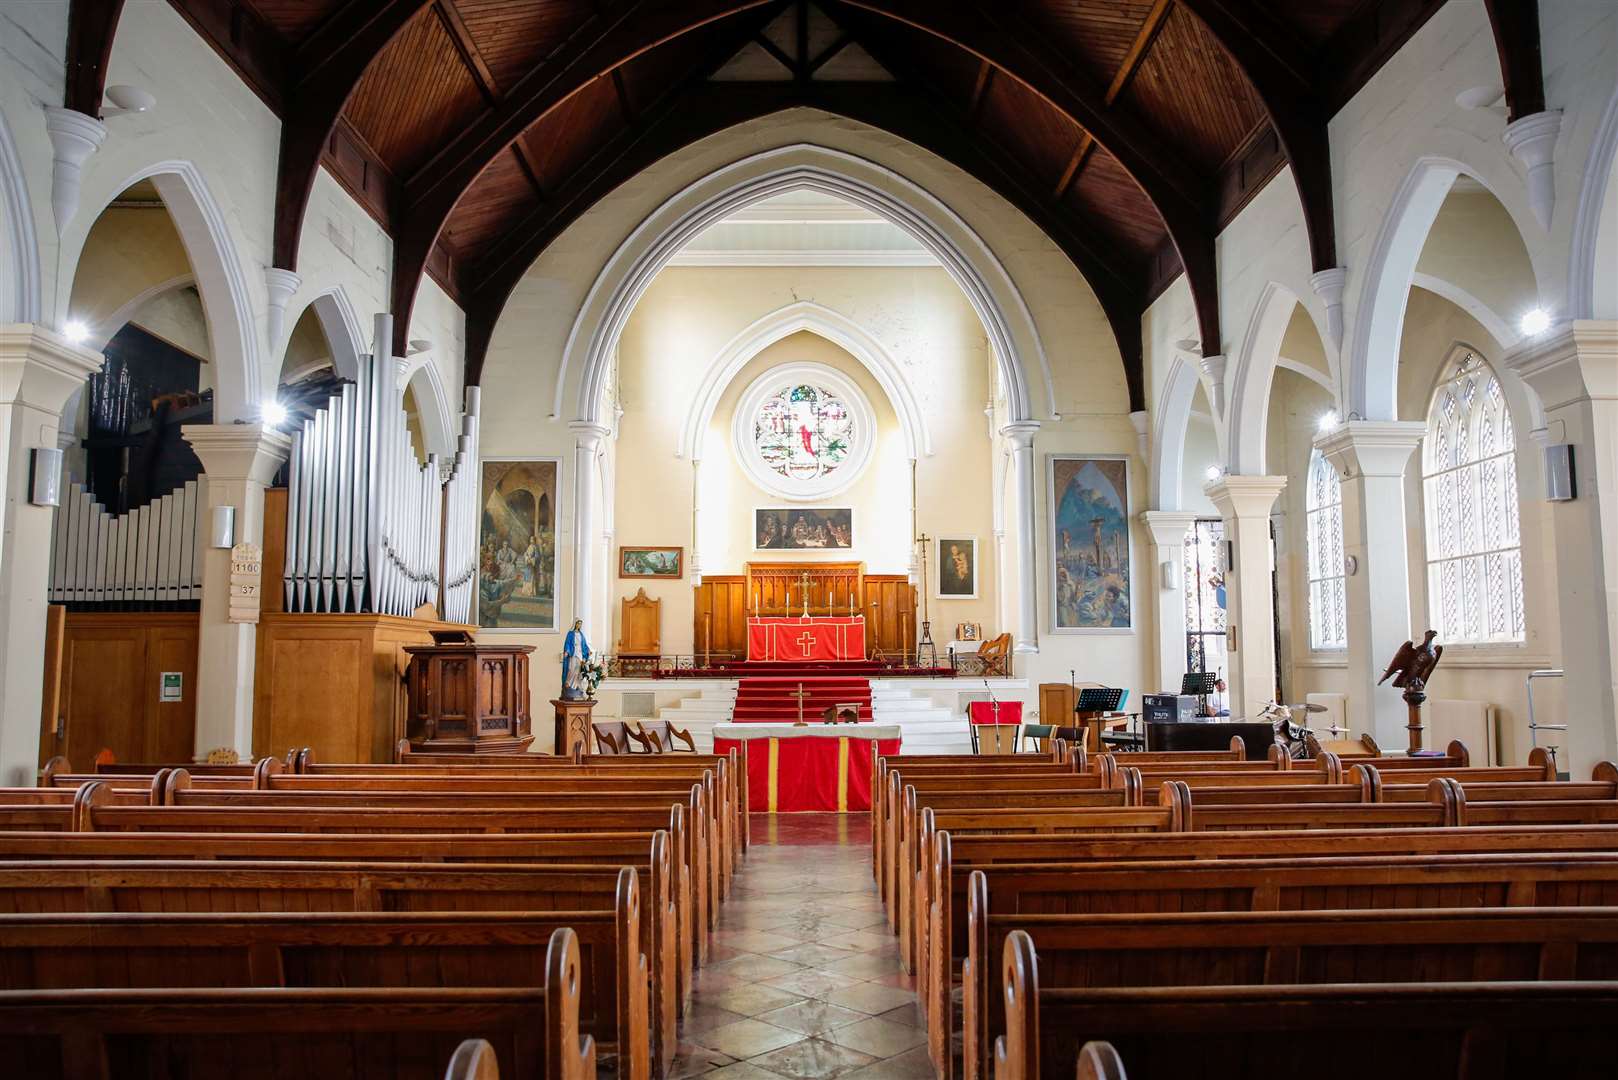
left=733, top=363, right=874, bottom=500
left=752, top=383, right=855, bottom=482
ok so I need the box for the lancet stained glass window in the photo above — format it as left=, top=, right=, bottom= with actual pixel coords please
left=752, top=383, right=856, bottom=483
left=1422, top=349, right=1525, bottom=644
left=1306, top=448, right=1347, bottom=650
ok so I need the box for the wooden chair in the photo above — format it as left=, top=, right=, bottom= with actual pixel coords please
left=644, top=719, right=697, bottom=752
left=618, top=588, right=661, bottom=661
left=593, top=724, right=627, bottom=755
left=977, top=633, right=1012, bottom=676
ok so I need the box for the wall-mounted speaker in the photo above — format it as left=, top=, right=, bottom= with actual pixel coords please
left=1544, top=442, right=1575, bottom=501
left=28, top=448, right=62, bottom=507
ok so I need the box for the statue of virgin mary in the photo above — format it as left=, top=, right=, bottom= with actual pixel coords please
left=561, top=618, right=591, bottom=700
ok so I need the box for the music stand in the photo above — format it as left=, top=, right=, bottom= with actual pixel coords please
left=1181, top=672, right=1218, bottom=717
left=1073, top=687, right=1126, bottom=751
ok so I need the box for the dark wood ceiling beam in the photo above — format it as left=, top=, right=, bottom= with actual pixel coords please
left=1483, top=0, right=1546, bottom=121
left=808, top=34, right=853, bottom=74
left=1176, top=0, right=1338, bottom=274
left=967, top=61, right=993, bottom=121
left=460, top=80, right=1151, bottom=408
left=1053, top=0, right=1170, bottom=202
left=163, top=0, right=289, bottom=109
left=271, top=0, right=433, bottom=270
left=65, top=0, right=127, bottom=116
left=435, top=0, right=547, bottom=198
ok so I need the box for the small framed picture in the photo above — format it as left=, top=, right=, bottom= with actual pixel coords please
left=956, top=622, right=982, bottom=642
left=619, top=546, right=684, bottom=579
left=936, top=536, right=978, bottom=599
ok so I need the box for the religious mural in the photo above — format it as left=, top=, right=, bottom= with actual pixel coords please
left=755, top=508, right=853, bottom=550
left=937, top=536, right=977, bottom=598
left=1049, top=456, right=1132, bottom=629
left=478, top=459, right=558, bottom=630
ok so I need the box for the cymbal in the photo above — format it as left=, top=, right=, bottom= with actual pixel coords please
left=1280, top=702, right=1328, bottom=713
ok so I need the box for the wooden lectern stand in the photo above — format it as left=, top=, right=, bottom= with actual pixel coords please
left=401, top=630, right=534, bottom=755
left=551, top=698, right=597, bottom=757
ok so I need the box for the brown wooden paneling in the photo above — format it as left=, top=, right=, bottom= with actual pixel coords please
left=262, top=487, right=288, bottom=616
left=1024, top=1, right=1159, bottom=87
left=442, top=147, right=544, bottom=256
left=456, top=0, right=595, bottom=90
left=240, top=0, right=345, bottom=40
left=44, top=611, right=200, bottom=767
left=692, top=576, right=748, bottom=661
left=863, top=575, right=916, bottom=658
left=1122, top=4, right=1265, bottom=171
left=979, top=77, right=1083, bottom=191
left=1063, top=147, right=1166, bottom=254
left=345, top=5, right=488, bottom=176
left=691, top=572, right=914, bottom=660
left=523, top=75, right=625, bottom=191
left=253, top=612, right=471, bottom=763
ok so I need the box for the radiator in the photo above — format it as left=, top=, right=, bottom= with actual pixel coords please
left=1428, top=698, right=1500, bottom=766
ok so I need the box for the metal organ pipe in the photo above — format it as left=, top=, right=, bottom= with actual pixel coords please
left=49, top=481, right=202, bottom=606
left=280, top=312, right=480, bottom=622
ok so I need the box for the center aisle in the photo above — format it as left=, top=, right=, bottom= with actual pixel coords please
left=673, top=813, right=932, bottom=1079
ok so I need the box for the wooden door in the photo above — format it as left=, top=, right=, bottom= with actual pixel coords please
left=59, top=627, right=147, bottom=766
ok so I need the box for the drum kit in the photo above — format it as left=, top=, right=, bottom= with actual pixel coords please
left=1259, top=700, right=1334, bottom=760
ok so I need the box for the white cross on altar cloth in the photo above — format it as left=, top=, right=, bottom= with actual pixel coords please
left=796, top=631, right=816, bottom=657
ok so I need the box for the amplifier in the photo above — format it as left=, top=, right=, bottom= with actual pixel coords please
left=1142, top=694, right=1201, bottom=723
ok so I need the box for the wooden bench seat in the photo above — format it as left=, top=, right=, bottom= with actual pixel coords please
left=0, top=860, right=675, bottom=1076
left=0, top=899, right=653, bottom=1079
left=933, top=852, right=1618, bottom=1078
left=0, top=927, right=595, bottom=1080
left=990, top=931, right=1618, bottom=1080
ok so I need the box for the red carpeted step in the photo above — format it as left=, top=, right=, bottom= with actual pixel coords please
left=730, top=671, right=875, bottom=723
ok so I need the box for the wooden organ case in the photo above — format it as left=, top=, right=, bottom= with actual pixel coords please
left=401, top=631, right=534, bottom=754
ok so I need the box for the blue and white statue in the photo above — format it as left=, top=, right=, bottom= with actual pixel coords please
left=561, top=618, right=591, bottom=700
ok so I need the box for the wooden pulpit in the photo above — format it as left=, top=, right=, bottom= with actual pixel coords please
left=401, top=630, right=534, bottom=755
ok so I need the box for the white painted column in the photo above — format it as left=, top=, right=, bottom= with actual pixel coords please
left=569, top=421, right=610, bottom=639
left=1140, top=510, right=1200, bottom=694
left=1509, top=322, right=1618, bottom=772
left=1316, top=421, right=1426, bottom=749
left=689, top=458, right=702, bottom=586
left=0, top=326, right=102, bottom=786
left=1001, top=421, right=1041, bottom=654
left=181, top=424, right=291, bottom=760
left=1205, top=476, right=1287, bottom=718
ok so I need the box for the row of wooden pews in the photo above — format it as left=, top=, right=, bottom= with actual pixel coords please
left=872, top=739, right=1618, bottom=1079
left=0, top=748, right=750, bottom=1080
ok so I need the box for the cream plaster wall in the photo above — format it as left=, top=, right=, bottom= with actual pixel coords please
left=608, top=264, right=998, bottom=655
left=68, top=205, right=192, bottom=330
left=129, top=284, right=210, bottom=365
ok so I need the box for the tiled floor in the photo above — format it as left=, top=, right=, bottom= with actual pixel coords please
left=670, top=813, right=933, bottom=1079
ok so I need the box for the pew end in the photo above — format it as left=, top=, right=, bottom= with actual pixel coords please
left=1075, top=1041, right=1126, bottom=1080
left=444, top=1038, right=501, bottom=1080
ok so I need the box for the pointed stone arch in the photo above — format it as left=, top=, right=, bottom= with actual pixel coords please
left=559, top=144, right=1053, bottom=428
left=1149, top=354, right=1207, bottom=512
left=1226, top=282, right=1334, bottom=475
left=0, top=108, right=40, bottom=325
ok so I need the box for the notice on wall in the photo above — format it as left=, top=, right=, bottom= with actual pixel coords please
left=229, top=542, right=263, bottom=624
left=160, top=672, right=183, bottom=702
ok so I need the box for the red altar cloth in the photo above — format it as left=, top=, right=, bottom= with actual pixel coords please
left=968, top=700, right=1023, bottom=725
left=714, top=727, right=900, bottom=812
left=746, top=616, right=866, bottom=661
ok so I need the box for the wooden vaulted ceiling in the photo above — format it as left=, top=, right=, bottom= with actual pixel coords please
left=76, top=0, right=1474, bottom=407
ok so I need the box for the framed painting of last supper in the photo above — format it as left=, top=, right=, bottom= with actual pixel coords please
left=478, top=458, right=559, bottom=631
left=755, top=508, right=853, bottom=550
left=1048, top=455, right=1132, bottom=631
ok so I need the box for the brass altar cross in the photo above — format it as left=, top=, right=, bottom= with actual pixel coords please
left=789, top=682, right=811, bottom=726
left=795, top=571, right=814, bottom=616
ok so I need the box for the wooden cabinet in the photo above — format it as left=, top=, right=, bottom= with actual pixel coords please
left=1038, top=683, right=1076, bottom=729
left=39, top=609, right=199, bottom=768
left=253, top=612, right=474, bottom=764
left=402, top=636, right=534, bottom=754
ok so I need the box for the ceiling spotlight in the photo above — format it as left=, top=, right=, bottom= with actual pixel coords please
left=261, top=400, right=288, bottom=428
left=62, top=320, right=90, bottom=345
left=101, top=85, right=156, bottom=119
left=1520, top=308, right=1551, bottom=336
left=1317, top=410, right=1339, bottom=433
left=407, top=339, right=432, bottom=356
left=1204, top=464, right=1224, bottom=482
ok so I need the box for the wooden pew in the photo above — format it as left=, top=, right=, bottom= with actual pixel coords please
left=0, top=860, right=675, bottom=1077
left=990, top=931, right=1618, bottom=1080
left=447, top=1039, right=503, bottom=1080
left=944, top=854, right=1618, bottom=1075
left=0, top=894, right=652, bottom=1079
left=0, top=927, right=596, bottom=1080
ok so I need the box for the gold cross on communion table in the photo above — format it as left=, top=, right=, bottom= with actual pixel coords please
left=789, top=682, right=811, bottom=726
left=795, top=571, right=814, bottom=616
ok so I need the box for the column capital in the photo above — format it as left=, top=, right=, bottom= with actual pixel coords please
left=1314, top=420, right=1425, bottom=479
left=1139, top=509, right=1200, bottom=546
left=182, top=423, right=291, bottom=484
left=998, top=420, right=1040, bottom=448
left=1204, top=474, right=1287, bottom=519
left=0, top=324, right=104, bottom=412
left=1506, top=319, right=1618, bottom=409
left=569, top=420, right=613, bottom=451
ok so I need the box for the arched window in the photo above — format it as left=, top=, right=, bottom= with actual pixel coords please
left=1422, top=348, right=1525, bottom=644
left=1305, top=448, right=1347, bottom=650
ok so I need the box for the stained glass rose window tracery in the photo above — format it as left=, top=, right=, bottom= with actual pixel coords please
left=751, top=383, right=856, bottom=482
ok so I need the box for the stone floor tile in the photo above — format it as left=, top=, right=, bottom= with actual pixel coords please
left=704, top=1063, right=788, bottom=1080
left=815, top=981, right=919, bottom=1016
left=874, top=1001, right=927, bottom=1029
left=835, top=1045, right=939, bottom=1080
left=766, top=942, right=861, bottom=968
left=751, top=999, right=870, bottom=1036
left=821, top=1016, right=928, bottom=1058
left=689, top=1018, right=807, bottom=1060
left=745, top=1037, right=879, bottom=1080
left=668, top=1042, right=737, bottom=1079
left=700, top=983, right=806, bottom=1017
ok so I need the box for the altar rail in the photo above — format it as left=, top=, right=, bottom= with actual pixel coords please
left=600, top=654, right=958, bottom=679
